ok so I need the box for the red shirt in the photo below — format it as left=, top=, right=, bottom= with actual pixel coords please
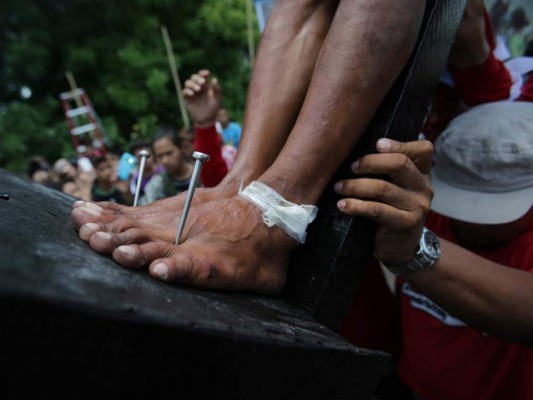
left=194, top=125, right=228, bottom=187
left=398, top=212, right=533, bottom=400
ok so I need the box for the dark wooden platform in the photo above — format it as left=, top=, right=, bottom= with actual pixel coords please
left=0, top=171, right=389, bottom=398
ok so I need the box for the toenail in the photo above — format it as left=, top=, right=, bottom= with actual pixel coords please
left=153, top=263, right=169, bottom=280
left=85, top=202, right=103, bottom=211
left=80, top=206, right=101, bottom=216
left=83, top=223, right=100, bottom=232
left=96, top=231, right=112, bottom=240
left=118, top=245, right=136, bottom=257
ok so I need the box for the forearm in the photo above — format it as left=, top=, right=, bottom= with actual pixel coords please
left=227, top=0, right=338, bottom=185
left=194, top=125, right=228, bottom=187
left=259, top=0, right=425, bottom=204
left=407, top=238, right=533, bottom=346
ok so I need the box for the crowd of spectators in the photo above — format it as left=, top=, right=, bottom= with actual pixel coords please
left=26, top=69, right=238, bottom=206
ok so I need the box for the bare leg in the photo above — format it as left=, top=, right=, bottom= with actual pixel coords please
left=72, top=0, right=337, bottom=234
left=75, top=0, right=425, bottom=294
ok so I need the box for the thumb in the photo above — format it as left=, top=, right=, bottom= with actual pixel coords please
left=211, top=77, right=222, bottom=101
left=376, top=138, right=434, bottom=174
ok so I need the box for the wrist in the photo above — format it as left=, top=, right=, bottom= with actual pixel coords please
left=194, top=119, right=217, bottom=129
left=379, top=227, right=441, bottom=276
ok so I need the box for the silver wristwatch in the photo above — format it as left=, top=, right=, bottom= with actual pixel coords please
left=382, top=227, right=441, bottom=276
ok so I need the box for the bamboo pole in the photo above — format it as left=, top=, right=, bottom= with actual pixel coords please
left=246, top=0, right=255, bottom=66
left=65, top=71, right=83, bottom=109
left=161, top=25, right=190, bottom=129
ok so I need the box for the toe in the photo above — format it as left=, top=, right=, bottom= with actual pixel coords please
left=71, top=206, right=120, bottom=229
left=79, top=222, right=104, bottom=241
left=112, top=243, right=149, bottom=269
left=89, top=231, right=122, bottom=255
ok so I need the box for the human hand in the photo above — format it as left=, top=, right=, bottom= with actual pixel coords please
left=334, top=138, right=434, bottom=264
left=183, top=70, right=222, bottom=128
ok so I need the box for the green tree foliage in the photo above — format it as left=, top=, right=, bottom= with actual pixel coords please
left=0, top=0, right=257, bottom=173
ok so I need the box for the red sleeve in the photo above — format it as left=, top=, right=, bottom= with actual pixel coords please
left=194, top=125, right=228, bottom=187
left=483, top=8, right=496, bottom=51
left=449, top=9, right=511, bottom=107
left=450, top=52, right=512, bottom=106
left=515, top=74, right=533, bottom=103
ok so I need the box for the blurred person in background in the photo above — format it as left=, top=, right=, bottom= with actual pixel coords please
left=216, top=107, right=242, bottom=149
left=91, top=156, right=129, bottom=204
left=178, top=127, right=195, bottom=164
left=54, top=158, right=93, bottom=201
left=128, top=140, right=164, bottom=201
left=27, top=156, right=59, bottom=189
left=139, top=128, right=193, bottom=205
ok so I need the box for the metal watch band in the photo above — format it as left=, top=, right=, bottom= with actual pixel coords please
left=379, top=227, right=441, bottom=276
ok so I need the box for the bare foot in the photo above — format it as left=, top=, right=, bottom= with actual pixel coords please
left=82, top=194, right=295, bottom=293
left=71, top=178, right=294, bottom=293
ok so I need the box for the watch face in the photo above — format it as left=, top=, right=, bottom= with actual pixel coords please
left=421, top=229, right=441, bottom=259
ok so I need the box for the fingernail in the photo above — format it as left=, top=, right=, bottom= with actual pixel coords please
left=83, top=223, right=100, bottom=232
left=337, top=200, right=346, bottom=210
left=118, top=245, right=136, bottom=257
left=351, top=161, right=360, bottom=171
left=377, top=138, right=392, bottom=151
left=74, top=200, right=85, bottom=206
left=95, top=231, right=112, bottom=240
left=334, top=182, right=343, bottom=192
left=80, top=206, right=101, bottom=216
left=153, top=263, right=169, bottom=280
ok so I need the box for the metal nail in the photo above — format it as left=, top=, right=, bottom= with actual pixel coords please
left=175, top=151, right=210, bottom=245
left=133, top=150, right=150, bottom=207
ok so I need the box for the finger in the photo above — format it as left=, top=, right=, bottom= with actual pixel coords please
left=376, top=138, right=434, bottom=174
left=352, top=153, right=428, bottom=190
left=337, top=198, right=416, bottom=230
left=190, top=73, right=207, bottom=90
left=183, top=87, right=195, bottom=98
left=198, top=69, right=210, bottom=78
left=334, top=178, right=414, bottom=211
left=211, top=78, right=222, bottom=100
left=184, top=79, right=201, bottom=92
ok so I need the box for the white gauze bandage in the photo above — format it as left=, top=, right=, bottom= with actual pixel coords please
left=239, top=181, right=318, bottom=244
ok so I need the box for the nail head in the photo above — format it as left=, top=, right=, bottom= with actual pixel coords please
left=192, top=151, right=210, bottom=162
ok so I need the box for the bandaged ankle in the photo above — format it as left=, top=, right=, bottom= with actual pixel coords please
left=239, top=181, right=318, bottom=244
